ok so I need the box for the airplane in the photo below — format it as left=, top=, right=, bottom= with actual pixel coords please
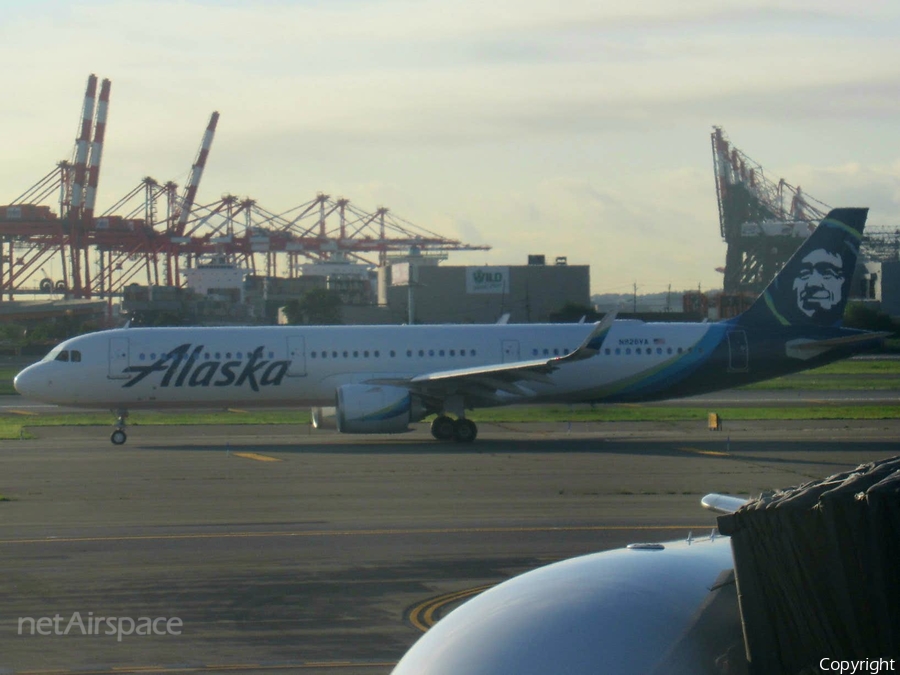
left=13, top=207, right=888, bottom=446
left=390, top=493, right=748, bottom=675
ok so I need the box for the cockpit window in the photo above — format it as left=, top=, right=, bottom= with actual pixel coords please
left=51, top=349, right=81, bottom=363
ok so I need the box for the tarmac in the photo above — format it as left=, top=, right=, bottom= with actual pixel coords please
left=1, top=421, right=899, bottom=674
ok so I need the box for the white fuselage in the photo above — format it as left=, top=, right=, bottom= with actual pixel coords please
left=14, top=321, right=716, bottom=409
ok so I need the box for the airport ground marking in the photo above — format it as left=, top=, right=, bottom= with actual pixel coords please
left=408, top=583, right=496, bottom=632
left=0, top=524, right=711, bottom=546
left=231, top=451, right=282, bottom=462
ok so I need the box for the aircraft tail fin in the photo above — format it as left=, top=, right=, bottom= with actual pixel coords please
left=737, top=208, right=867, bottom=328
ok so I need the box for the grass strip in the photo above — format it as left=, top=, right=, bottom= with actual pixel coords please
left=466, top=406, right=900, bottom=423
left=1, top=405, right=898, bottom=440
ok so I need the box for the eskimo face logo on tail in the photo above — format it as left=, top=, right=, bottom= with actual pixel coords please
left=121, top=344, right=290, bottom=392
left=792, top=248, right=845, bottom=320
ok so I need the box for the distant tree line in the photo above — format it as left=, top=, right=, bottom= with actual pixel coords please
left=282, top=288, right=343, bottom=325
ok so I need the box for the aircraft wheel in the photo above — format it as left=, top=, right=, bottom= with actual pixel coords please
left=431, top=415, right=456, bottom=441
left=111, top=429, right=127, bottom=445
left=453, top=418, right=477, bottom=443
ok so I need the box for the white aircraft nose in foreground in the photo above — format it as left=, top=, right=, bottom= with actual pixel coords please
left=14, top=208, right=888, bottom=445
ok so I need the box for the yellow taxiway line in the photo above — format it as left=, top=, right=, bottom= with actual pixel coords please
left=408, top=584, right=496, bottom=632
left=231, top=452, right=282, bottom=462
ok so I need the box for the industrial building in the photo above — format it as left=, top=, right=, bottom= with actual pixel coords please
left=379, top=256, right=589, bottom=324
left=121, top=253, right=588, bottom=326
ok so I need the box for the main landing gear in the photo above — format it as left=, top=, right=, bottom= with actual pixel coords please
left=111, top=409, right=128, bottom=445
left=430, top=415, right=478, bottom=443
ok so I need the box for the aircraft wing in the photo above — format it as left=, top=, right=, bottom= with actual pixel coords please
left=367, top=312, right=616, bottom=403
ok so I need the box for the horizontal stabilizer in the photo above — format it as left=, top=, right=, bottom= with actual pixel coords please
left=788, top=332, right=891, bottom=350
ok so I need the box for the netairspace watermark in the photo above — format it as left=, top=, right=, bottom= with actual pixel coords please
left=18, top=612, right=183, bottom=642
left=820, top=659, right=897, bottom=675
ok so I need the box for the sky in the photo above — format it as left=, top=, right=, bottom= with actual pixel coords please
left=2, top=0, right=899, bottom=296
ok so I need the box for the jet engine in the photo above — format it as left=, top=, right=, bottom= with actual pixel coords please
left=335, top=384, right=425, bottom=434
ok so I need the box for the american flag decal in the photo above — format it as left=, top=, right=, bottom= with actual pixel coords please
left=653, top=338, right=665, bottom=345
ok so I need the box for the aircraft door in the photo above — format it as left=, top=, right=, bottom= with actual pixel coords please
left=108, top=337, right=130, bottom=379
left=286, top=336, right=307, bottom=377
left=727, top=330, right=749, bottom=372
left=501, top=339, right=520, bottom=363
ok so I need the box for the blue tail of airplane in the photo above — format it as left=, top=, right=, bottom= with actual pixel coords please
left=737, top=208, right=867, bottom=328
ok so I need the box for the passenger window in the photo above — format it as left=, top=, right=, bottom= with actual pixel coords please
left=543, top=349, right=549, bottom=356
left=636, top=348, right=641, bottom=354
left=677, top=347, right=683, bottom=354
left=374, top=350, right=379, bottom=358
left=657, top=348, right=662, bottom=355
left=439, top=350, right=445, bottom=357
left=450, top=350, right=456, bottom=356
left=471, top=349, right=477, bottom=356
left=407, top=350, right=412, bottom=357
left=343, top=351, right=348, bottom=358
left=553, top=348, right=559, bottom=355
left=604, top=348, right=610, bottom=355
left=321, top=351, right=327, bottom=359
left=428, top=349, right=434, bottom=357
left=237, top=352, right=243, bottom=359
left=418, top=350, right=424, bottom=357
left=311, top=352, right=317, bottom=358
left=667, top=347, right=672, bottom=354
left=140, top=353, right=146, bottom=361
left=615, top=348, right=621, bottom=355
left=626, top=348, right=631, bottom=355
left=363, top=351, right=369, bottom=358
left=390, top=350, right=396, bottom=357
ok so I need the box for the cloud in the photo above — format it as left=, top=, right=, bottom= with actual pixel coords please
left=1, top=1, right=899, bottom=294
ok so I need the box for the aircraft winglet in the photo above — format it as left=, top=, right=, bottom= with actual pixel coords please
left=548, top=311, right=617, bottom=365
left=701, top=493, right=748, bottom=515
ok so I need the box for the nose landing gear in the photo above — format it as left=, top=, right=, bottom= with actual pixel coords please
left=111, top=409, right=128, bottom=445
